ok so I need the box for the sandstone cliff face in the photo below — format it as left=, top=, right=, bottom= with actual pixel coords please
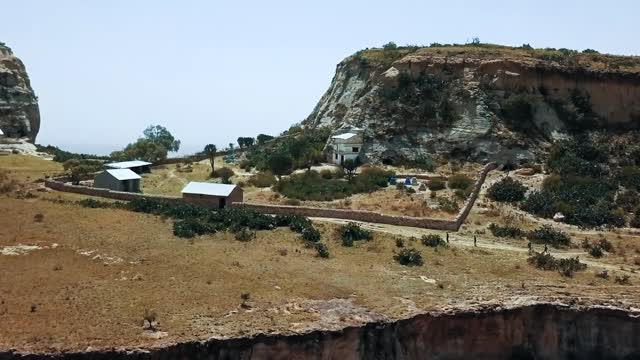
left=0, top=42, right=39, bottom=142
left=2, top=305, right=639, bottom=359
left=304, top=46, right=640, bottom=164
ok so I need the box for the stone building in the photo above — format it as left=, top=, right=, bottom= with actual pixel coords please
left=181, top=182, right=243, bottom=209
left=325, top=127, right=364, bottom=165
left=94, top=169, right=141, bottom=193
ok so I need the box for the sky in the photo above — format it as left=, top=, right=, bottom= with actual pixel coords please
left=2, top=0, right=638, bottom=155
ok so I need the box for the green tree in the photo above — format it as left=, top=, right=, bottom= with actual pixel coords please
left=143, top=125, right=181, bottom=152
left=204, top=144, right=217, bottom=174
left=268, top=153, right=293, bottom=181
left=342, top=159, right=358, bottom=182
left=257, top=134, right=274, bottom=145
left=70, top=165, right=95, bottom=185
left=216, top=167, right=235, bottom=184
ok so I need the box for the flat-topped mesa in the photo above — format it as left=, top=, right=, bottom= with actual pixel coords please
left=0, top=41, right=40, bottom=142
left=303, top=44, right=640, bottom=165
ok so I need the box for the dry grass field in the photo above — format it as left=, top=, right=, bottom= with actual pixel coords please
left=0, top=154, right=639, bottom=353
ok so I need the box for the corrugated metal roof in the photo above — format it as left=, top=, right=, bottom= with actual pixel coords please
left=181, top=182, right=237, bottom=197
left=331, top=132, right=359, bottom=140
left=0, top=128, right=4, bottom=135
left=105, top=160, right=152, bottom=169
left=105, top=169, right=141, bottom=181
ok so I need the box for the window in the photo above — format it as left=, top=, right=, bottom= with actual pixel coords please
left=352, top=147, right=359, bottom=153
left=335, top=153, right=338, bottom=159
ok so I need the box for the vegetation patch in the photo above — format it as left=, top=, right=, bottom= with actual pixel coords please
left=448, top=174, right=473, bottom=190
left=488, top=223, right=525, bottom=238
left=421, top=234, right=446, bottom=248
left=394, top=248, right=424, bottom=267
left=487, top=177, right=527, bottom=203
left=528, top=251, right=587, bottom=277
left=339, top=222, right=372, bottom=247
left=526, top=225, right=571, bottom=248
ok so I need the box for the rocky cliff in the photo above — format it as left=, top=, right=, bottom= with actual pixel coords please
left=304, top=44, right=640, bottom=164
left=0, top=42, right=39, bottom=142
left=2, top=304, right=639, bottom=359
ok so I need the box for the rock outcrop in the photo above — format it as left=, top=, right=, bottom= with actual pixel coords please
left=0, top=42, right=39, bottom=142
left=304, top=45, right=640, bottom=164
left=2, top=304, right=639, bottom=359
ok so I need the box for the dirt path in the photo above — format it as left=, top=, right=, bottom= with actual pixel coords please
left=312, top=217, right=635, bottom=275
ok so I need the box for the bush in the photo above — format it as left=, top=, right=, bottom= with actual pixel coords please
left=631, top=214, right=640, bottom=228
left=302, top=226, right=321, bottom=242
left=526, top=225, right=571, bottom=247
left=395, top=238, right=405, bottom=248
left=248, top=171, right=277, bottom=188
left=284, top=199, right=301, bottom=206
left=173, top=218, right=215, bottom=238
left=488, top=223, right=524, bottom=238
left=421, top=234, right=446, bottom=248
left=427, top=178, right=446, bottom=191
left=319, top=169, right=335, bottom=179
left=448, top=174, right=473, bottom=190
left=34, top=213, right=44, bottom=223
left=616, top=190, right=640, bottom=212
left=235, top=227, right=256, bottom=242
left=215, top=167, right=235, bottom=184
left=394, top=248, right=424, bottom=267
left=438, top=197, right=460, bottom=213
left=588, top=245, right=604, bottom=258
left=615, top=274, right=631, bottom=285
left=527, top=252, right=586, bottom=277
left=617, top=166, right=640, bottom=191
left=487, top=177, right=527, bottom=202
left=339, top=222, right=372, bottom=246
left=314, top=243, right=330, bottom=258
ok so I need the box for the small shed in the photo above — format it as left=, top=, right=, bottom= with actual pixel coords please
left=181, top=182, right=243, bottom=209
left=94, top=169, right=141, bottom=192
left=105, top=160, right=152, bottom=174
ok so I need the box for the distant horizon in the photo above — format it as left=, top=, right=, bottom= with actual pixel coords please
left=3, top=0, right=639, bottom=154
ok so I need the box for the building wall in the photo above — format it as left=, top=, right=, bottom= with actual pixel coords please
left=182, top=193, right=222, bottom=208
left=94, top=172, right=125, bottom=192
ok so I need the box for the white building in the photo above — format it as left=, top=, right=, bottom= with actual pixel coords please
left=325, top=127, right=364, bottom=165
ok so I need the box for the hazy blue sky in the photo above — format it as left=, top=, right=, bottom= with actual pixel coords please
left=2, top=0, right=638, bottom=155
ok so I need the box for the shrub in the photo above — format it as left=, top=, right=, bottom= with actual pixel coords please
left=173, top=218, right=215, bottom=238
left=598, top=238, right=614, bottom=253
left=339, top=222, right=372, bottom=245
left=396, top=182, right=406, bottom=191
left=284, top=199, right=301, bottom=206
left=314, top=243, right=330, bottom=258
left=488, top=223, right=524, bottom=238
left=395, top=238, right=405, bottom=248
left=617, top=166, right=640, bottom=191
left=319, top=169, right=334, bottom=179
left=526, top=225, right=571, bottom=247
left=78, top=198, right=118, bottom=209
left=235, top=227, right=256, bottom=242
left=394, top=248, right=424, bottom=267
left=448, top=174, right=473, bottom=190
left=527, top=252, right=586, bottom=277
left=438, top=197, right=460, bottom=213
left=421, top=234, right=446, bottom=248
left=302, top=227, right=321, bottom=242
left=616, top=190, right=640, bottom=212
left=615, top=274, right=631, bottom=285
left=631, top=214, right=640, bottom=228
left=487, top=177, right=527, bottom=202
left=588, top=245, right=604, bottom=258
left=215, top=167, right=235, bottom=184
left=248, top=171, right=276, bottom=188
left=284, top=215, right=313, bottom=233
left=34, top=213, right=44, bottom=223
left=427, top=178, right=446, bottom=191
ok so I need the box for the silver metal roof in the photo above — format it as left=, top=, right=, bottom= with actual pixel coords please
left=0, top=128, right=4, bottom=135
left=331, top=132, right=359, bottom=140
left=181, top=182, right=237, bottom=197
left=105, top=169, right=141, bottom=181
left=105, top=160, right=152, bottom=169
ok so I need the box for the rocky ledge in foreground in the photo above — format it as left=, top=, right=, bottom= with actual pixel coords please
left=3, top=303, right=639, bottom=360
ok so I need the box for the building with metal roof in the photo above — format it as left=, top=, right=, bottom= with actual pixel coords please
left=325, top=127, right=364, bottom=165
left=94, top=169, right=141, bottom=192
left=105, top=160, right=152, bottom=174
left=181, top=182, right=243, bottom=209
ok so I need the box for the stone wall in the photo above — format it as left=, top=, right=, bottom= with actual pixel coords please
left=238, top=163, right=497, bottom=231
left=45, top=163, right=497, bottom=232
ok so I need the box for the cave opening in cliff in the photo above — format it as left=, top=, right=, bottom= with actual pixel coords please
left=382, top=158, right=393, bottom=166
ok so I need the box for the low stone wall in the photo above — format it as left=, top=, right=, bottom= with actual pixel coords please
left=238, top=163, right=497, bottom=231
left=44, top=179, right=183, bottom=204
left=45, top=163, right=497, bottom=232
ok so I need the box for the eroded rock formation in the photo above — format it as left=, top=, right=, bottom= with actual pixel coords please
left=0, top=42, right=39, bottom=142
left=304, top=46, right=640, bottom=164
left=2, top=304, right=639, bottom=359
